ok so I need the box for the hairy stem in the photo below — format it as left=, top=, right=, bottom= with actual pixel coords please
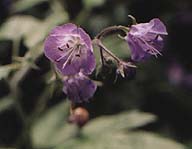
left=95, top=25, right=129, bottom=39
left=99, top=46, right=105, bottom=66
left=93, top=39, right=121, bottom=64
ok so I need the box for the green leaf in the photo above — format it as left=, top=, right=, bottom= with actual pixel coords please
left=0, top=63, right=21, bottom=80
left=84, top=110, right=156, bottom=134
left=12, top=0, right=50, bottom=12
left=24, top=11, right=68, bottom=48
left=32, top=107, right=185, bottom=149
left=32, top=101, right=72, bottom=148
left=0, top=96, right=14, bottom=113
left=103, top=34, right=131, bottom=59
left=56, top=131, right=185, bottom=149
left=0, top=10, right=68, bottom=48
left=83, top=0, right=106, bottom=9
left=54, top=111, right=184, bottom=149
left=0, top=15, right=41, bottom=40
left=94, top=35, right=130, bottom=68
left=32, top=109, right=159, bottom=148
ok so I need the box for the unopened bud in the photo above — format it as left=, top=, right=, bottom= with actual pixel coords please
left=68, top=107, right=89, bottom=128
left=116, top=61, right=136, bottom=79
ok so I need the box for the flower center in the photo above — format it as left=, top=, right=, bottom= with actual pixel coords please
left=68, top=35, right=84, bottom=49
left=56, top=35, right=86, bottom=69
left=58, top=35, right=84, bottom=53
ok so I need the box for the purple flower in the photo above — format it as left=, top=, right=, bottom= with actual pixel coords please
left=63, top=72, right=97, bottom=103
left=44, top=23, right=96, bottom=75
left=126, top=18, right=168, bottom=61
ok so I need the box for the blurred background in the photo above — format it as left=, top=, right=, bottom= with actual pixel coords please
left=0, top=0, right=192, bottom=148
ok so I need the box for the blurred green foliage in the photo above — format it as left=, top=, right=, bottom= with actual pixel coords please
left=31, top=101, right=184, bottom=149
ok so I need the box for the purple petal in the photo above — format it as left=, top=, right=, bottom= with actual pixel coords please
left=149, top=35, right=164, bottom=51
left=63, top=73, right=97, bottom=103
left=56, top=47, right=96, bottom=75
left=129, top=18, right=168, bottom=36
left=72, top=27, right=93, bottom=50
left=126, top=18, right=167, bottom=61
left=127, top=34, right=150, bottom=61
left=149, top=18, right=168, bottom=35
left=49, top=23, right=77, bottom=36
left=142, top=32, right=164, bottom=52
left=134, top=36, right=161, bottom=55
left=44, top=35, right=66, bottom=62
left=83, top=50, right=96, bottom=74
left=44, top=23, right=96, bottom=75
left=129, top=23, right=152, bottom=36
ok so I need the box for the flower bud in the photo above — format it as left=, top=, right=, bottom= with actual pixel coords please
left=68, top=107, right=89, bottom=128
left=116, top=61, right=136, bottom=79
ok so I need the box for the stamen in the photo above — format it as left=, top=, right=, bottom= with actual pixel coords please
left=62, top=49, right=76, bottom=69
left=138, top=37, right=162, bottom=56
left=58, top=47, right=64, bottom=51
left=55, top=47, right=73, bottom=62
left=59, top=40, right=84, bottom=68
left=155, top=35, right=160, bottom=40
left=72, top=44, right=82, bottom=60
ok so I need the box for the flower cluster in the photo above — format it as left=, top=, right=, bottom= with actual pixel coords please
left=44, top=23, right=96, bottom=102
left=44, top=17, right=168, bottom=103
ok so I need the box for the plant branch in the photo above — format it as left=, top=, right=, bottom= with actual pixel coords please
left=95, top=25, right=129, bottom=39
left=93, top=39, right=121, bottom=64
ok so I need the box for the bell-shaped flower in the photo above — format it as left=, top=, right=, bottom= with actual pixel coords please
left=63, top=72, right=97, bottom=103
left=44, top=23, right=96, bottom=75
left=125, top=18, right=168, bottom=61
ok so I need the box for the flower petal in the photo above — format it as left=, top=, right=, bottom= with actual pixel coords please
left=127, top=34, right=149, bottom=61
left=44, top=23, right=96, bottom=75
left=49, top=23, right=77, bottom=36
left=149, top=18, right=168, bottom=35
left=129, top=18, right=168, bottom=36
left=126, top=18, right=167, bottom=61
left=44, top=35, right=66, bottom=62
left=56, top=47, right=96, bottom=75
left=73, top=27, right=93, bottom=50
left=63, top=73, right=97, bottom=103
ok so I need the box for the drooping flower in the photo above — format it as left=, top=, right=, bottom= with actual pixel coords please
left=63, top=72, right=97, bottom=103
left=44, top=23, right=96, bottom=75
left=125, top=18, right=168, bottom=61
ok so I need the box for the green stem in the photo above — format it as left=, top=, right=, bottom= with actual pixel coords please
left=99, top=46, right=105, bottom=66
left=94, top=25, right=130, bottom=65
left=9, top=42, right=44, bottom=149
left=10, top=67, right=33, bottom=149
left=93, top=39, right=121, bottom=64
left=12, top=39, right=20, bottom=57
left=128, top=15, right=137, bottom=25
left=95, top=25, right=129, bottom=39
